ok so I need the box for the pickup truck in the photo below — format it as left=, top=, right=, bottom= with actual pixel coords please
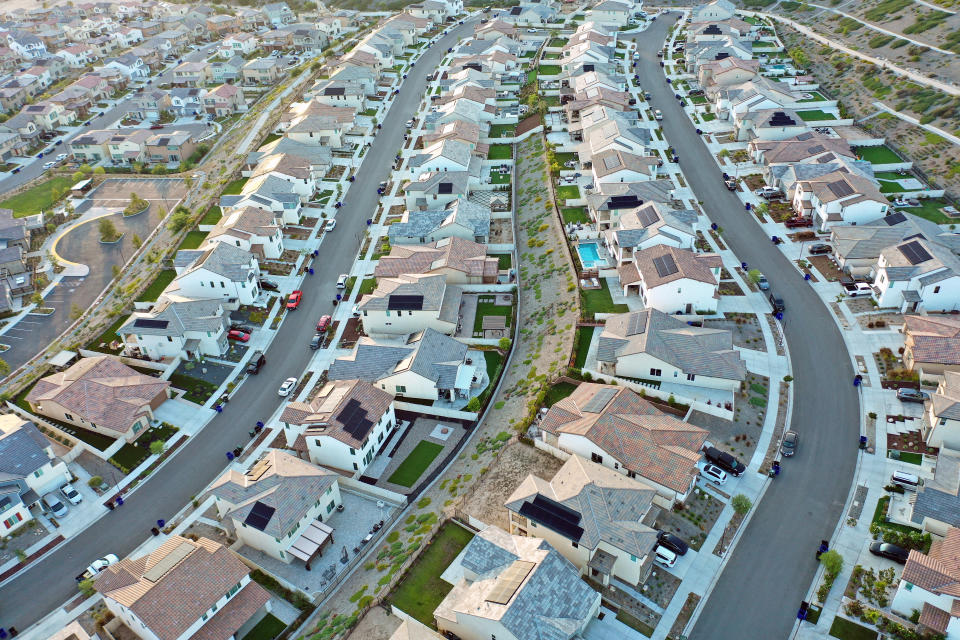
left=76, top=554, right=119, bottom=582
left=784, top=217, right=813, bottom=228
left=724, top=179, right=737, bottom=190
left=755, top=187, right=783, bottom=200
left=842, top=282, right=874, bottom=297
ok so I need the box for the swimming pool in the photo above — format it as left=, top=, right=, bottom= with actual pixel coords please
left=577, top=242, right=605, bottom=269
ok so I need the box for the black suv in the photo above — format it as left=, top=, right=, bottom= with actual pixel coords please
left=703, top=446, right=746, bottom=477
left=246, top=351, right=265, bottom=374
left=769, top=293, right=785, bottom=313
left=657, top=531, right=689, bottom=556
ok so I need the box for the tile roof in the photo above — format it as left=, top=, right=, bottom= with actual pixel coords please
left=190, top=582, right=270, bottom=640
left=26, top=356, right=169, bottom=435
left=279, top=379, right=393, bottom=447
left=388, top=198, right=490, bottom=241
left=831, top=212, right=960, bottom=262
left=902, top=526, right=960, bottom=598
left=633, top=244, right=721, bottom=289
left=906, top=315, right=960, bottom=367
left=359, top=273, right=461, bottom=319
left=540, top=383, right=708, bottom=492
left=374, top=237, right=497, bottom=280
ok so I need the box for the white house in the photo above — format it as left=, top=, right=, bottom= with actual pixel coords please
left=0, top=415, right=70, bottom=535
left=602, top=202, right=697, bottom=257
left=279, top=379, right=397, bottom=476
left=248, top=152, right=319, bottom=201
left=219, top=32, right=258, bottom=58
left=891, top=526, right=960, bottom=638
left=692, top=0, right=736, bottom=22
left=222, top=173, right=303, bottom=226
left=206, top=206, right=283, bottom=260
left=874, top=239, right=960, bottom=313
left=618, top=245, right=721, bottom=314
left=923, top=371, right=960, bottom=451
left=120, top=298, right=230, bottom=361
left=589, top=0, right=633, bottom=27
left=171, top=242, right=261, bottom=309
left=590, top=149, right=659, bottom=186
left=358, top=274, right=462, bottom=338
left=792, top=170, right=889, bottom=231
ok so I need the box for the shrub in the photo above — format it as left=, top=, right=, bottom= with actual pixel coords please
left=87, top=475, right=103, bottom=488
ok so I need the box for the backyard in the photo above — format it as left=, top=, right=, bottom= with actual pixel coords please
left=580, top=281, right=628, bottom=319
left=487, top=144, right=513, bottom=160
left=241, top=614, right=286, bottom=640
left=489, top=170, right=510, bottom=185
left=0, top=176, right=73, bottom=217
left=796, top=109, right=837, bottom=121
left=556, top=185, right=581, bottom=201
left=899, top=198, right=955, bottom=224
left=573, top=326, right=594, bottom=369
left=200, top=205, right=223, bottom=225
left=853, top=145, right=901, bottom=164
left=488, top=124, right=515, bottom=139
left=828, top=616, right=877, bottom=640
left=387, top=522, right=474, bottom=627
left=545, top=380, right=577, bottom=407
left=221, top=178, right=249, bottom=195
left=176, top=230, right=208, bottom=251
left=472, top=296, right=512, bottom=335
left=561, top=207, right=590, bottom=225
left=387, top=440, right=445, bottom=487
left=136, top=270, right=176, bottom=302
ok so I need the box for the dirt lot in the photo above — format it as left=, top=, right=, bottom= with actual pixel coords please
left=347, top=606, right=400, bottom=640
left=460, top=441, right=565, bottom=530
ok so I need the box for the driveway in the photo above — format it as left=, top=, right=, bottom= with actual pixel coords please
left=629, top=15, right=860, bottom=640
left=0, top=19, right=482, bottom=633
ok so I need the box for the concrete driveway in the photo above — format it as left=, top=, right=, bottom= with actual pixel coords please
left=0, top=19, right=482, bottom=633
left=629, top=14, right=861, bottom=640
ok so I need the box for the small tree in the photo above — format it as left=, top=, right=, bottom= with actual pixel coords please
left=99, top=217, right=119, bottom=242
left=498, top=337, right=512, bottom=351
left=747, top=269, right=762, bottom=284
left=70, top=303, right=83, bottom=320
left=78, top=578, right=96, bottom=597
left=87, top=475, right=103, bottom=489
left=0, top=357, right=9, bottom=378
left=167, top=206, right=192, bottom=232
left=72, top=171, right=85, bottom=182
left=30, top=292, right=43, bottom=306
left=820, top=549, right=843, bottom=576
left=731, top=494, right=752, bottom=516
left=465, top=397, right=481, bottom=412
left=93, top=166, right=105, bottom=175
left=149, top=440, right=166, bottom=456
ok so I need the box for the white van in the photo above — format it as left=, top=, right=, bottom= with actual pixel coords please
left=891, top=470, right=922, bottom=492
left=655, top=545, right=677, bottom=568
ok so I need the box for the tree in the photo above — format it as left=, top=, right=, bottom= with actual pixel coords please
left=133, top=234, right=142, bottom=249
left=79, top=163, right=93, bottom=174
left=820, top=549, right=843, bottom=576
left=498, top=337, right=512, bottom=351
left=465, top=397, right=481, bottom=412
left=78, top=578, right=96, bottom=597
left=149, top=440, right=166, bottom=455
left=93, top=166, right=105, bottom=175
left=99, top=218, right=119, bottom=242
left=72, top=171, right=85, bottom=182
left=789, top=47, right=810, bottom=69
left=747, top=269, right=762, bottom=284
left=167, top=206, right=192, bottom=232
left=30, top=292, right=43, bottom=306
left=731, top=494, right=752, bottom=516
left=0, top=357, right=9, bottom=378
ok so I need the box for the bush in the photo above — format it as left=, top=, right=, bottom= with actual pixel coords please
left=123, top=192, right=149, bottom=216
left=731, top=494, right=752, bottom=515
left=87, top=475, right=103, bottom=488
left=167, top=206, right=192, bottom=232
left=820, top=549, right=843, bottom=575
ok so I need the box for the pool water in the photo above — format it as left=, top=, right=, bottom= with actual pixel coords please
left=577, top=242, right=604, bottom=269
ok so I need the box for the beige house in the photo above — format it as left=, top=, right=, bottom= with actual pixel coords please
left=891, top=526, right=960, bottom=638
left=904, top=315, right=960, bottom=381
left=26, top=356, right=170, bottom=443
left=924, top=372, right=960, bottom=451
left=374, top=237, right=498, bottom=284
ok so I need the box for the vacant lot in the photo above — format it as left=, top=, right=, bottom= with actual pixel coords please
left=0, top=176, right=74, bottom=217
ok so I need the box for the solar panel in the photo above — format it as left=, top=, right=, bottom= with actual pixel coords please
left=438, top=182, right=453, bottom=194
left=324, top=87, right=344, bottom=96
left=143, top=541, right=194, bottom=582
left=653, top=254, right=679, bottom=278
left=808, top=145, right=825, bottom=155
left=518, top=495, right=584, bottom=541
left=582, top=387, right=617, bottom=413
left=243, top=501, right=276, bottom=532
left=609, top=195, right=640, bottom=209
left=704, top=24, right=721, bottom=34
left=899, top=240, right=932, bottom=265
left=388, top=294, right=423, bottom=311
left=486, top=560, right=535, bottom=605
left=603, top=154, right=621, bottom=170
left=510, top=6, right=521, bottom=14
left=715, top=52, right=730, bottom=60
left=637, top=206, right=659, bottom=228
left=827, top=180, right=854, bottom=199
left=338, top=397, right=375, bottom=441
left=884, top=212, right=906, bottom=226
left=627, top=311, right=646, bottom=336
left=583, top=64, right=595, bottom=72
left=769, top=112, right=796, bottom=126
left=134, top=318, right=169, bottom=329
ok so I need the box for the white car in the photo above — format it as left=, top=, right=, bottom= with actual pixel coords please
left=336, top=273, right=348, bottom=289
left=655, top=545, right=678, bottom=568
left=77, top=554, right=119, bottom=581
left=325, top=219, right=336, bottom=232
left=527, top=28, right=538, bottom=33
left=278, top=377, right=298, bottom=397
left=42, top=493, right=69, bottom=518
left=60, top=482, right=83, bottom=505
left=700, top=463, right=728, bottom=485
left=405, top=119, right=415, bottom=128
left=654, top=109, right=663, bottom=121
left=56, top=153, right=68, bottom=162
left=42, top=161, right=55, bottom=170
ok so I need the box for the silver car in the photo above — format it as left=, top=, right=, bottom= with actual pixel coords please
left=780, top=430, right=798, bottom=457
left=43, top=493, right=69, bottom=518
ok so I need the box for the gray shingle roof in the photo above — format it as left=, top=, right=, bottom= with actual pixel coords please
left=0, top=418, right=53, bottom=480
left=178, top=242, right=256, bottom=282
left=328, top=329, right=468, bottom=389
left=389, top=199, right=490, bottom=241
left=120, top=299, right=227, bottom=338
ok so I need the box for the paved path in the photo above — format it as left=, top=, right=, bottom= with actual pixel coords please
left=0, top=20, right=479, bottom=634
left=803, top=1, right=954, bottom=55
left=871, top=100, right=960, bottom=146
left=630, top=15, right=861, bottom=640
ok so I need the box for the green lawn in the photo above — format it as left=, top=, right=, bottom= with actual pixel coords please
left=548, top=38, right=566, bottom=47
left=542, top=52, right=561, bottom=60
left=222, top=177, right=249, bottom=195
left=752, top=40, right=777, bottom=48
left=545, top=381, right=577, bottom=407
left=581, top=280, right=628, bottom=318
left=562, top=207, right=590, bottom=225
left=387, top=441, right=444, bottom=487
left=176, top=230, right=208, bottom=251
left=899, top=198, right=954, bottom=224
left=876, top=178, right=909, bottom=193
left=168, top=372, right=220, bottom=405
left=538, top=65, right=561, bottom=76
left=241, top=614, right=287, bottom=640
left=872, top=495, right=920, bottom=533
left=200, top=205, right=222, bottom=225
left=473, top=296, right=512, bottom=335
left=136, top=270, right=176, bottom=302
left=574, top=326, right=594, bottom=369
left=554, top=152, right=577, bottom=165
left=690, top=95, right=707, bottom=104
left=556, top=185, right=581, bottom=201
left=796, top=109, right=837, bottom=121
left=488, top=123, right=515, bottom=138
left=543, top=95, right=560, bottom=107
left=828, top=616, right=877, bottom=640
left=701, top=112, right=717, bottom=122
left=488, top=144, right=513, bottom=160
left=891, top=450, right=923, bottom=465
left=260, top=133, right=281, bottom=147
left=88, top=315, right=128, bottom=354
left=388, top=522, right=474, bottom=626
left=854, top=145, right=901, bottom=164
left=496, top=253, right=512, bottom=270
left=0, top=176, right=73, bottom=217
left=110, top=442, right=150, bottom=472
left=358, top=277, right=377, bottom=296
left=798, top=91, right=827, bottom=102
left=489, top=170, right=510, bottom=185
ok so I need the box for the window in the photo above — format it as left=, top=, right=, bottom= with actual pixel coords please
left=4, top=512, right=23, bottom=529
left=33, top=469, right=43, bottom=478
left=627, top=470, right=636, bottom=479
left=649, top=368, right=661, bottom=377
left=64, top=413, right=74, bottom=421
left=630, top=554, right=636, bottom=562
left=687, top=373, right=696, bottom=381
left=396, top=385, right=406, bottom=393
left=327, top=500, right=336, bottom=513
left=591, top=452, right=603, bottom=464
left=935, top=286, right=941, bottom=294
left=904, top=582, right=913, bottom=591
left=572, top=541, right=578, bottom=548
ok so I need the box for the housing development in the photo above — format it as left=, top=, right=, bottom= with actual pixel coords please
left=0, top=0, right=957, bottom=639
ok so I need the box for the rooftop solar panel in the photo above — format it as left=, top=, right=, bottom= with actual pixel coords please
left=827, top=179, right=854, bottom=199
left=438, top=182, right=453, bottom=194
left=653, top=254, right=679, bottom=278
left=609, top=195, right=640, bottom=209
left=899, top=240, right=932, bottom=265
left=637, top=206, right=659, bottom=228
left=133, top=318, right=169, bottom=329
left=582, top=387, right=617, bottom=414
left=583, top=64, right=595, bottom=72
left=884, top=212, right=906, bottom=226
left=486, top=560, right=535, bottom=605
left=244, top=501, right=276, bottom=532
left=519, top=497, right=584, bottom=541
left=388, top=294, right=424, bottom=311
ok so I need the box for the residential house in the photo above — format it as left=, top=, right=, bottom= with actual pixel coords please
left=68, top=129, right=114, bottom=163
left=506, top=454, right=659, bottom=586
left=223, top=172, right=303, bottom=225
left=602, top=202, right=697, bottom=259
left=434, top=526, right=601, bottom=640
left=597, top=309, right=747, bottom=391
left=503, top=3, right=556, bottom=26
left=358, top=273, right=463, bottom=337
left=908, top=448, right=960, bottom=536
left=327, top=65, right=377, bottom=97
left=891, top=525, right=960, bottom=638
left=23, top=101, right=73, bottom=130
left=874, top=238, right=960, bottom=312
left=102, top=52, right=148, bottom=79
left=374, top=237, right=498, bottom=284
left=404, top=171, right=472, bottom=211
left=388, top=198, right=490, bottom=245
left=120, top=298, right=230, bottom=361
left=208, top=450, right=342, bottom=564
left=279, top=378, right=396, bottom=476
left=7, top=31, right=47, bottom=59
left=249, top=152, right=320, bottom=200
left=537, top=383, right=709, bottom=504
left=408, top=0, right=451, bottom=25
left=793, top=170, right=889, bottom=231
left=26, top=356, right=171, bottom=443
left=219, top=32, right=257, bottom=59
left=206, top=14, right=240, bottom=36
left=328, top=328, right=480, bottom=403
left=203, top=83, right=244, bottom=117
left=734, top=108, right=809, bottom=143
left=210, top=56, right=246, bottom=84
left=692, top=0, right=736, bottom=21
left=280, top=99, right=355, bottom=146
left=171, top=61, right=210, bottom=88
left=131, top=89, right=173, bottom=121
left=311, top=79, right=367, bottom=111
left=590, top=148, right=659, bottom=185
left=589, top=0, right=633, bottom=26
left=56, top=44, right=99, bottom=68
left=242, top=57, right=281, bottom=86
left=168, top=87, right=206, bottom=117
left=923, top=372, right=960, bottom=451
left=144, top=130, right=198, bottom=167
left=0, top=415, right=70, bottom=535
left=263, top=2, right=296, bottom=26
left=697, top=56, right=759, bottom=89
left=171, top=242, right=262, bottom=309
left=105, top=129, right=153, bottom=165
left=207, top=206, right=283, bottom=259
left=586, top=180, right=678, bottom=231
left=904, top=315, right=960, bottom=381
left=618, top=245, right=722, bottom=314
left=339, top=50, right=383, bottom=77
left=475, top=19, right=518, bottom=41
left=575, top=106, right=651, bottom=158
left=94, top=536, right=272, bottom=640
left=408, top=139, right=480, bottom=180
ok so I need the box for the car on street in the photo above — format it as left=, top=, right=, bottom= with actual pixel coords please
left=704, top=445, right=746, bottom=477
left=378, top=181, right=388, bottom=191
left=896, top=388, right=929, bottom=403
left=42, top=162, right=55, bottom=170
left=654, top=109, right=663, bottom=120
left=527, top=28, right=538, bottom=33
left=768, top=293, right=785, bottom=313
left=656, top=531, right=689, bottom=556
left=869, top=541, right=909, bottom=564
left=309, top=334, right=323, bottom=350
left=259, top=279, right=279, bottom=292
left=780, top=430, right=798, bottom=457
left=278, top=377, right=297, bottom=397
left=808, top=244, right=832, bottom=255
left=405, top=119, right=415, bottom=128
left=246, top=351, right=265, bottom=374
left=75, top=554, right=119, bottom=582
left=150, top=124, right=163, bottom=129
left=324, top=219, right=336, bottom=232
left=337, top=273, right=348, bottom=289
left=287, top=290, right=302, bottom=310
left=60, top=482, right=83, bottom=505
left=756, top=274, right=769, bottom=290
left=316, top=315, right=331, bottom=332
left=842, top=282, right=873, bottom=297
left=56, top=153, right=68, bottom=162
left=227, top=329, right=250, bottom=342
left=42, top=493, right=69, bottom=518
left=700, top=463, right=728, bottom=485
left=724, top=178, right=737, bottom=190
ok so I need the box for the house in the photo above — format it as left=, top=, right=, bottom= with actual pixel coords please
left=388, top=198, right=490, bottom=245
left=282, top=102, right=354, bottom=148
left=219, top=32, right=257, bottom=58
left=203, top=83, right=244, bottom=117
left=873, top=237, right=960, bottom=312
left=793, top=170, right=889, bottom=231
left=171, top=240, right=261, bottom=306
left=714, top=77, right=800, bottom=124
left=328, top=328, right=479, bottom=403
left=618, top=245, right=721, bottom=314
left=0, top=208, right=29, bottom=253
left=105, top=129, right=153, bottom=166
left=249, top=152, right=320, bottom=200
left=374, top=237, right=498, bottom=284
left=68, top=129, right=114, bottom=163
left=576, top=106, right=650, bottom=158
left=102, top=52, right=148, bottom=79
left=120, top=298, right=230, bottom=361
left=589, top=148, right=659, bottom=185
left=210, top=56, right=245, bottom=84
left=206, top=14, right=241, bottom=36
left=597, top=309, right=747, bottom=391
left=144, top=130, right=198, bottom=167
left=358, top=274, right=463, bottom=338
left=503, top=3, right=556, bottom=26
left=891, top=526, right=960, bottom=638
left=279, top=379, right=396, bottom=476
left=904, top=315, right=960, bottom=381
left=408, top=139, right=478, bottom=179
left=908, top=447, right=960, bottom=536
left=691, top=0, right=736, bottom=23
left=0, top=415, right=70, bottom=535
left=242, top=57, right=281, bottom=86
left=223, top=173, right=303, bottom=225
left=26, top=356, right=170, bottom=443
left=409, top=0, right=451, bottom=25
left=94, top=535, right=272, bottom=640
left=475, top=19, right=518, bottom=41
left=168, top=88, right=206, bottom=117
left=734, top=108, right=809, bottom=143
left=603, top=202, right=697, bottom=259
left=506, top=454, right=659, bottom=586
left=921, top=372, right=960, bottom=451
left=589, top=0, right=633, bottom=26
left=171, top=61, right=210, bottom=87
left=131, top=89, right=173, bottom=121
left=434, top=525, right=601, bottom=640
left=697, top=56, right=759, bottom=89
left=263, top=2, right=296, bottom=26
left=208, top=450, right=342, bottom=564
left=207, top=206, right=283, bottom=259
left=311, top=79, right=367, bottom=110
left=587, top=180, right=678, bottom=231
left=404, top=172, right=471, bottom=211
left=7, top=31, right=47, bottom=59
left=536, top=383, right=709, bottom=504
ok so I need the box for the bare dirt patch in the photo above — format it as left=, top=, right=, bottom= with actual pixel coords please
left=346, top=605, right=401, bottom=640
left=704, top=313, right=765, bottom=351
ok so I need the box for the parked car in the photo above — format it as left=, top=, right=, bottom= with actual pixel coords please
left=842, top=282, right=873, bottom=297
left=278, top=377, right=297, bottom=397
left=42, top=161, right=55, bottom=170
left=316, top=315, right=332, bottom=332
left=60, top=482, right=83, bottom=505
left=309, top=334, right=323, bottom=350
left=656, top=531, right=689, bottom=556
left=703, top=446, right=745, bottom=477
left=227, top=329, right=250, bottom=342
left=230, top=323, right=254, bottom=333
left=259, top=279, right=279, bottom=292
left=755, top=187, right=782, bottom=199
left=75, top=554, right=119, bottom=582
left=756, top=274, right=769, bottom=290
left=246, top=351, right=265, bottom=374
left=654, top=109, right=663, bottom=120
left=768, top=293, right=785, bottom=313
left=42, top=493, right=69, bottom=518
left=780, top=430, right=798, bottom=457
left=655, top=545, right=677, bottom=568
left=378, top=181, right=388, bottom=191
left=286, top=290, right=302, bottom=310
left=56, top=153, right=68, bottom=162
left=724, top=178, right=737, bottom=190
left=324, top=219, right=336, bottom=232
left=700, top=463, right=728, bottom=485
left=783, top=217, right=813, bottom=228
left=896, top=388, right=929, bottom=403
left=404, top=119, right=414, bottom=128
left=808, top=244, right=832, bottom=255
left=869, top=541, right=909, bottom=564
left=337, top=274, right=348, bottom=289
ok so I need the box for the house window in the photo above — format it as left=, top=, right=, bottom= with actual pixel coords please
left=591, top=452, right=603, bottom=464
left=4, top=513, right=23, bottom=529
left=396, top=385, right=406, bottom=393
left=904, top=582, right=913, bottom=591
left=327, top=500, right=336, bottom=513
left=627, top=470, right=635, bottom=479
left=649, top=368, right=661, bottom=377
left=687, top=373, right=696, bottom=381
left=33, top=469, right=43, bottom=478
left=64, top=413, right=74, bottom=421
left=630, top=554, right=636, bottom=562
left=935, top=286, right=941, bottom=294
left=349, top=447, right=355, bottom=455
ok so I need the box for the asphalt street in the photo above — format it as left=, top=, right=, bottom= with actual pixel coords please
left=0, top=43, right=218, bottom=195
left=631, top=16, right=861, bottom=639
left=0, top=19, right=478, bottom=631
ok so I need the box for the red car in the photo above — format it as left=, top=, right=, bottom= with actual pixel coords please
left=150, top=124, right=164, bottom=129
left=227, top=329, right=250, bottom=342
left=287, top=290, right=303, bottom=310
left=316, top=315, right=332, bottom=332
left=784, top=217, right=813, bottom=228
